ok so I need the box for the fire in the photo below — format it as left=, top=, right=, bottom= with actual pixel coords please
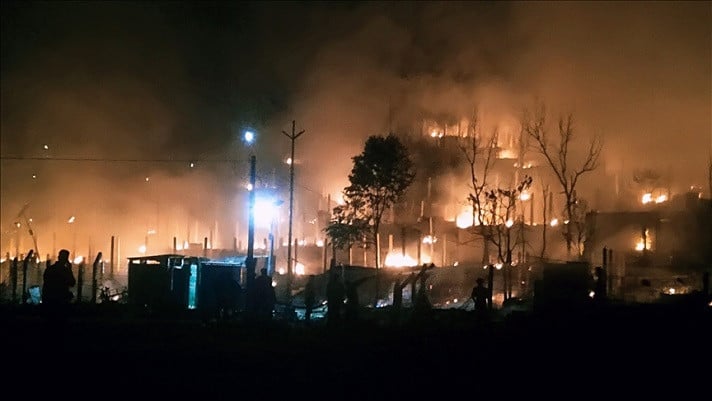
left=456, top=206, right=474, bottom=229
left=641, top=193, right=653, bottom=204
left=634, top=229, right=652, bottom=251
left=384, top=251, right=418, bottom=268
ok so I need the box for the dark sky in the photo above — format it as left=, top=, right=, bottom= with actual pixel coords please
left=1, top=1, right=710, bottom=253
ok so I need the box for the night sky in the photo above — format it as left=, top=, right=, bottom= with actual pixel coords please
left=1, top=1, right=710, bottom=254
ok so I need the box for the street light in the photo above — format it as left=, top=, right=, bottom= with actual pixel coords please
left=243, top=129, right=258, bottom=296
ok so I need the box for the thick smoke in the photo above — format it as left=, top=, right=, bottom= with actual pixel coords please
left=1, top=2, right=710, bottom=257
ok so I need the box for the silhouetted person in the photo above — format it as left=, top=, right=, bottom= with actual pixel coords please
left=413, top=274, right=432, bottom=324
left=471, top=277, right=490, bottom=322
left=304, top=274, right=316, bottom=324
left=593, top=266, right=608, bottom=305
left=344, top=280, right=360, bottom=323
left=215, top=270, right=242, bottom=322
left=254, top=268, right=276, bottom=322
left=326, top=270, right=345, bottom=327
left=42, top=250, right=75, bottom=315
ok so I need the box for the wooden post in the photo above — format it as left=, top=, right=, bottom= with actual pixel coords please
left=22, top=250, right=33, bottom=303
left=109, top=236, right=115, bottom=277
left=11, top=257, right=18, bottom=303
left=92, top=252, right=102, bottom=304
left=76, top=260, right=85, bottom=303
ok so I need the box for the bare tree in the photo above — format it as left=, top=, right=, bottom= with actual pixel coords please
left=523, top=104, right=603, bottom=258
left=458, top=111, right=498, bottom=265
left=482, top=176, right=533, bottom=300
left=539, top=183, right=551, bottom=260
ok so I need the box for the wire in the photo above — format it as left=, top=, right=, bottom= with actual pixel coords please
left=0, top=156, right=248, bottom=163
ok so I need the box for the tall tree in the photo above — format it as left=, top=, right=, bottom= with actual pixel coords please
left=326, top=134, right=415, bottom=303
left=523, top=104, right=603, bottom=258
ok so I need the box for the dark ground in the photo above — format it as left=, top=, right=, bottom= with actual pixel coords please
left=2, top=301, right=711, bottom=400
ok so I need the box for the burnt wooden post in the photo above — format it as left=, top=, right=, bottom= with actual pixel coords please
left=11, top=257, right=18, bottom=303
left=22, top=250, right=34, bottom=303
left=91, top=252, right=102, bottom=304
left=76, top=261, right=85, bottom=303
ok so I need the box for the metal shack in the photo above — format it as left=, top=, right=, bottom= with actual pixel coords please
left=127, top=254, right=245, bottom=313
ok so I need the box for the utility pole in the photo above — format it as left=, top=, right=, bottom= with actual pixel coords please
left=283, top=120, right=305, bottom=307
left=246, top=155, right=257, bottom=297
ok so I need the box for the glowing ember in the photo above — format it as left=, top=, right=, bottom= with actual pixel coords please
left=422, top=235, right=437, bottom=244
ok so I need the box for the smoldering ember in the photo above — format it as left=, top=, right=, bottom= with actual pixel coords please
left=1, top=1, right=710, bottom=396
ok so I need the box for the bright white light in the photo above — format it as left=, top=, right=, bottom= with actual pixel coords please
left=295, top=262, right=305, bottom=275
left=505, top=219, right=514, bottom=228
left=73, top=256, right=84, bottom=264
left=278, top=267, right=286, bottom=275
left=422, top=235, right=437, bottom=244
left=519, top=191, right=531, bottom=201
left=641, top=193, right=652, bottom=204
left=550, top=218, right=559, bottom=227
left=589, top=291, right=595, bottom=298
left=316, top=239, right=325, bottom=247
left=495, top=263, right=503, bottom=270
left=145, top=177, right=150, bottom=182
left=68, top=216, right=75, bottom=224
left=189, top=162, right=195, bottom=168
left=138, top=245, right=146, bottom=254
left=43, top=144, right=49, bottom=150
left=298, top=239, right=307, bottom=246
left=254, top=197, right=279, bottom=228
left=456, top=206, right=474, bottom=229
left=244, top=130, right=255, bottom=144
left=668, top=288, right=676, bottom=295
left=285, top=157, right=293, bottom=165
left=246, top=183, right=253, bottom=191
left=655, top=195, right=668, bottom=203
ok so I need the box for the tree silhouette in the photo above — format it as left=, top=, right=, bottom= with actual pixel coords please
left=523, top=103, right=603, bottom=258
left=326, top=134, right=415, bottom=305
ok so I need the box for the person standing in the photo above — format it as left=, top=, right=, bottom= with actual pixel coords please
left=326, top=269, right=345, bottom=327
left=41, top=249, right=76, bottom=322
left=254, top=268, right=276, bottom=322
left=471, top=277, right=491, bottom=322
left=303, top=274, right=316, bottom=324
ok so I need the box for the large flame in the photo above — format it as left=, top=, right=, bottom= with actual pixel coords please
left=384, top=251, right=418, bottom=268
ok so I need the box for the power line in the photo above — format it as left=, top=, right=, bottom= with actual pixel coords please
left=0, top=156, right=248, bottom=163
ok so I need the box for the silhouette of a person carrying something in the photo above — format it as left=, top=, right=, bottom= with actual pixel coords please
left=42, top=249, right=76, bottom=324
left=254, top=268, right=276, bottom=322
left=303, top=274, right=316, bottom=324
left=326, top=269, right=345, bottom=327
left=471, top=277, right=491, bottom=322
